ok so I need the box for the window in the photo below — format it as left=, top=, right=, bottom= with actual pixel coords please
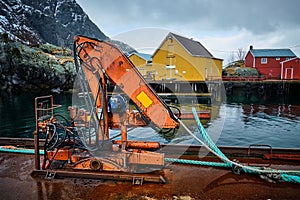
left=276, top=57, right=280, bottom=61
left=261, top=57, right=267, bottom=64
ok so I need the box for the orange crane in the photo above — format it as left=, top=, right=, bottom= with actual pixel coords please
left=34, top=35, right=180, bottom=176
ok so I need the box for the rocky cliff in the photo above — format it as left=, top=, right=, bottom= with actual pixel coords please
left=0, top=35, right=76, bottom=93
left=0, top=0, right=134, bottom=93
left=0, top=0, right=106, bottom=47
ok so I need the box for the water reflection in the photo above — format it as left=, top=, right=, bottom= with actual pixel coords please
left=243, top=104, right=300, bottom=120
left=0, top=92, right=72, bottom=138
left=0, top=91, right=299, bottom=148
left=216, top=89, right=300, bottom=148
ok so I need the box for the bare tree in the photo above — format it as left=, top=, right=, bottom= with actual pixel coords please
left=236, top=48, right=246, bottom=61
left=227, top=51, right=236, bottom=64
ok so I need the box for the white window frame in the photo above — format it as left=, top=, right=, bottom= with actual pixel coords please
left=261, top=57, right=267, bottom=64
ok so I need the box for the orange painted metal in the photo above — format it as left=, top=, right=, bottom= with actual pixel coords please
left=74, top=35, right=179, bottom=129
left=128, top=149, right=164, bottom=166
left=67, top=150, right=164, bottom=171
left=33, top=35, right=183, bottom=175
left=178, top=111, right=210, bottom=120
left=47, top=149, right=72, bottom=161
left=121, top=125, right=127, bottom=142
left=112, top=140, right=161, bottom=149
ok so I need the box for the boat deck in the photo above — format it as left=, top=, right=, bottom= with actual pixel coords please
left=1, top=151, right=300, bottom=199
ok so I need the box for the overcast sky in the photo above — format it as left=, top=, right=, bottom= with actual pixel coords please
left=76, top=0, right=300, bottom=64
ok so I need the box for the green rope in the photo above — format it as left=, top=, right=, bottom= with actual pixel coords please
left=1, top=123, right=300, bottom=184
left=165, top=157, right=229, bottom=168
left=182, top=107, right=300, bottom=184
left=192, top=107, right=231, bottom=166
left=0, top=146, right=44, bottom=155
left=281, top=174, right=300, bottom=183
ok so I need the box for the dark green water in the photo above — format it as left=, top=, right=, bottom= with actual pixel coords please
left=0, top=91, right=299, bottom=148
left=0, top=93, right=72, bottom=138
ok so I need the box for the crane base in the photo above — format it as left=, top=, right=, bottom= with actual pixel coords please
left=31, top=169, right=168, bottom=184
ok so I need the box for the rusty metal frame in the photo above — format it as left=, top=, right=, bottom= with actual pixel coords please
left=31, top=169, right=167, bottom=184
left=34, top=95, right=61, bottom=170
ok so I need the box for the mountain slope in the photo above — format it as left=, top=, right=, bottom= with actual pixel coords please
left=0, top=0, right=107, bottom=47
left=0, top=35, right=76, bottom=93
left=0, top=0, right=136, bottom=93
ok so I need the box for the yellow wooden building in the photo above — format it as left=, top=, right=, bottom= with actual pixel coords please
left=150, top=32, right=223, bottom=81
left=128, top=52, right=153, bottom=79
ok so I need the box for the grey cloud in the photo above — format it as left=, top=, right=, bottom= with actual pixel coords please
left=78, top=0, right=300, bottom=35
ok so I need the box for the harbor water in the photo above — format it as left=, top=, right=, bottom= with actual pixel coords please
left=0, top=91, right=299, bottom=148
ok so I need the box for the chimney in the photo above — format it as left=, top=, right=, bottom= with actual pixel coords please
left=250, top=45, right=253, bottom=50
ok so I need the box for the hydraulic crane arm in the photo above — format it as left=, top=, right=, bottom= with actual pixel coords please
left=73, top=35, right=179, bottom=130
left=34, top=35, right=179, bottom=173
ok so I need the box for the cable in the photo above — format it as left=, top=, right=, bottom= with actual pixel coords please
left=179, top=108, right=300, bottom=176
left=54, top=114, right=71, bottom=126
left=168, top=105, right=181, bottom=119
left=74, top=41, right=107, bottom=152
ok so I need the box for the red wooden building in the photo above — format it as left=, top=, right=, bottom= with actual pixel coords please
left=245, top=46, right=297, bottom=79
left=281, top=57, right=300, bottom=80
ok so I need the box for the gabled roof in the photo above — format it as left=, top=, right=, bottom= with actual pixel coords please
left=153, top=32, right=221, bottom=60
left=250, top=49, right=296, bottom=57
left=280, top=57, right=299, bottom=64
left=136, top=52, right=152, bottom=61
left=129, top=52, right=152, bottom=61
left=170, top=33, right=213, bottom=58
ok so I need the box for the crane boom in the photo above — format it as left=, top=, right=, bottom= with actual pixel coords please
left=74, top=35, right=179, bottom=130
left=33, top=35, right=181, bottom=175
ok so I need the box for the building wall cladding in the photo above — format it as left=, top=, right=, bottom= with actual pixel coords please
left=128, top=53, right=148, bottom=76
left=282, top=58, right=300, bottom=80
left=245, top=48, right=297, bottom=79
left=151, top=33, right=222, bottom=81
left=245, top=53, right=254, bottom=68
left=255, top=57, right=283, bottom=79
left=129, top=53, right=147, bottom=67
